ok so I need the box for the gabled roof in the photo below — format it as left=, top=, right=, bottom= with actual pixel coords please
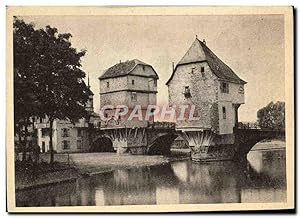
left=166, top=38, right=247, bottom=85
left=99, top=59, right=159, bottom=80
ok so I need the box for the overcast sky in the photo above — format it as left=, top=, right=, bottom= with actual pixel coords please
left=22, top=15, right=284, bottom=122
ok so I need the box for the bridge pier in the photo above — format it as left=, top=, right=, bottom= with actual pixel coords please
left=179, top=128, right=284, bottom=162
left=91, top=127, right=148, bottom=155
left=181, top=130, right=236, bottom=162
left=91, top=124, right=178, bottom=155
left=111, top=128, right=148, bottom=155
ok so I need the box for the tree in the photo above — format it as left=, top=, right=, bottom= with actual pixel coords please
left=13, top=18, right=90, bottom=164
left=13, top=17, right=40, bottom=161
left=257, top=101, right=285, bottom=130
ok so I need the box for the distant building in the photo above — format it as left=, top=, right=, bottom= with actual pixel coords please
left=99, top=59, right=159, bottom=128
left=166, top=38, right=246, bottom=134
left=35, top=79, right=95, bottom=153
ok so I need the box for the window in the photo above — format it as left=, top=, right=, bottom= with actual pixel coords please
left=62, top=140, right=70, bottom=150
left=41, top=128, right=49, bottom=138
left=77, top=140, right=82, bottom=149
left=201, top=66, right=205, bottom=72
left=107, top=81, right=110, bottom=88
left=42, top=141, right=46, bottom=153
left=184, top=86, right=191, bottom=98
left=238, top=86, right=244, bottom=94
left=221, top=82, right=229, bottom=93
left=77, top=129, right=83, bottom=137
left=61, top=128, right=70, bottom=137
left=222, top=107, right=226, bottom=119
left=131, top=92, right=137, bottom=101
left=132, top=80, right=135, bottom=85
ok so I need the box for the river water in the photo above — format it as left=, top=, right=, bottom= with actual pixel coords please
left=16, top=148, right=286, bottom=206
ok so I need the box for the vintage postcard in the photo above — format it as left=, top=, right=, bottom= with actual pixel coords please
left=6, top=6, right=294, bottom=213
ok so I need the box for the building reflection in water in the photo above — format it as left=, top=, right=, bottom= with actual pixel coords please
left=171, top=161, right=242, bottom=204
left=16, top=149, right=287, bottom=206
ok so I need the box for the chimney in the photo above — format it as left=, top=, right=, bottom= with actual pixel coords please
left=203, top=39, right=206, bottom=45
left=119, top=60, right=122, bottom=63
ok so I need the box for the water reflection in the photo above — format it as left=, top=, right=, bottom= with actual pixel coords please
left=16, top=149, right=286, bottom=207
left=242, top=150, right=286, bottom=203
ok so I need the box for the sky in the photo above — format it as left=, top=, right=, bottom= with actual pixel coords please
left=22, top=15, right=285, bottom=122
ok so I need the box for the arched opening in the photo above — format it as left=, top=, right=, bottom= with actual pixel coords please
left=233, top=128, right=285, bottom=161
left=148, top=134, right=178, bottom=155
left=246, top=138, right=286, bottom=174
left=90, top=137, right=115, bottom=152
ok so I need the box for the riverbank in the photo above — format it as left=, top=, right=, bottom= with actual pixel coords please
left=70, top=150, right=190, bottom=175
left=15, top=150, right=190, bottom=190
left=15, top=161, right=79, bottom=190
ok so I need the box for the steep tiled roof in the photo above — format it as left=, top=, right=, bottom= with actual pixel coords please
left=166, top=38, right=246, bottom=85
left=99, top=59, right=159, bottom=80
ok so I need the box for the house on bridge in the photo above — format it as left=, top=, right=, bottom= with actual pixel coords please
left=166, top=37, right=247, bottom=135
left=99, top=59, right=159, bottom=128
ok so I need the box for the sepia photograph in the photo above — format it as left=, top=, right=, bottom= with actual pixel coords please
left=6, top=6, right=294, bottom=213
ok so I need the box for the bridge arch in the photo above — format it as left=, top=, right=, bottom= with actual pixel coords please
left=90, top=136, right=115, bottom=152
left=147, top=133, right=178, bottom=155
left=233, top=129, right=285, bottom=160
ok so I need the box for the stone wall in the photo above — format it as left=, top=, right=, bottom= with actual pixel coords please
left=168, top=62, right=219, bottom=130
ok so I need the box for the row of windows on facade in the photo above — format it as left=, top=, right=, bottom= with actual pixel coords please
left=41, top=128, right=84, bottom=138
left=191, top=66, right=205, bottom=73
left=184, top=82, right=229, bottom=97
left=40, top=140, right=82, bottom=151
left=106, top=79, right=157, bottom=88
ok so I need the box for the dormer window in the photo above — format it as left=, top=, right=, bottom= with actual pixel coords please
left=221, top=82, right=229, bottom=93
left=107, top=81, right=110, bottom=88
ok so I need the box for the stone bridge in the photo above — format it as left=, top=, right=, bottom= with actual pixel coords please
left=89, top=122, right=285, bottom=161
left=233, top=128, right=285, bottom=160
left=89, top=122, right=178, bottom=155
